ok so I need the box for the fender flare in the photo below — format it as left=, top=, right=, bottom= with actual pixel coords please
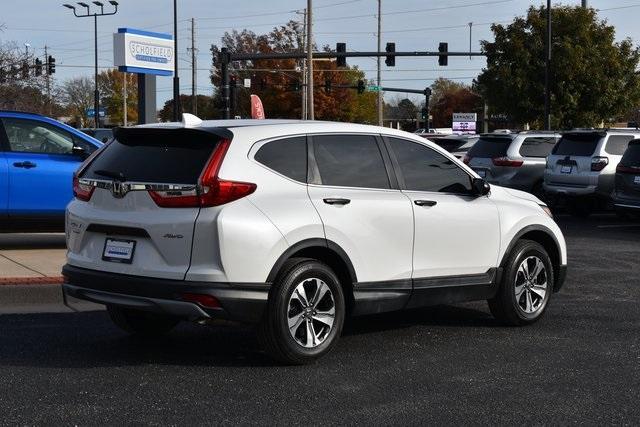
left=266, top=238, right=357, bottom=284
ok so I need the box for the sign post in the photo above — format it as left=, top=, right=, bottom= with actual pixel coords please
left=113, top=28, right=174, bottom=124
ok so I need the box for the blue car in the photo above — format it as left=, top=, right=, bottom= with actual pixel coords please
left=0, top=111, right=102, bottom=232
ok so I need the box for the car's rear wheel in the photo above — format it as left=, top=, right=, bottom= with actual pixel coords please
left=259, top=258, right=345, bottom=365
left=107, top=305, right=180, bottom=337
left=488, top=240, right=553, bottom=326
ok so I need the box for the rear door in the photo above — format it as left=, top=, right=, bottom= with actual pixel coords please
left=306, top=134, right=414, bottom=284
left=1, top=117, right=90, bottom=218
left=67, top=128, right=222, bottom=280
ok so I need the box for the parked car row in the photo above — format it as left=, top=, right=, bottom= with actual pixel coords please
left=457, top=129, right=640, bottom=217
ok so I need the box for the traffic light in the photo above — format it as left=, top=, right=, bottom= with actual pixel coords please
left=0, top=68, right=5, bottom=84
left=385, top=42, right=395, bottom=67
left=21, top=61, right=29, bottom=80
left=292, top=80, right=300, bottom=91
left=35, top=58, right=43, bottom=77
left=230, top=75, right=237, bottom=87
left=421, top=107, right=428, bottom=120
left=357, top=79, right=365, bottom=94
left=324, top=78, right=331, bottom=93
left=336, top=42, right=346, bottom=67
left=260, top=78, right=267, bottom=90
left=47, top=55, right=56, bottom=74
left=438, top=42, right=448, bottom=66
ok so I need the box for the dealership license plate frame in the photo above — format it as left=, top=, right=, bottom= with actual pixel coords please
left=561, top=165, right=572, bottom=174
left=102, top=238, right=136, bottom=264
left=634, top=176, right=640, bottom=185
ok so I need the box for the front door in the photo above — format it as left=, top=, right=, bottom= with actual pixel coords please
left=384, top=136, right=501, bottom=306
left=306, top=134, right=414, bottom=313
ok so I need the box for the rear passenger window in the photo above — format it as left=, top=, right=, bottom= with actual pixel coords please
left=255, top=137, right=307, bottom=182
left=388, top=137, right=472, bottom=194
left=313, top=135, right=390, bottom=189
left=519, top=137, right=557, bottom=158
left=605, top=135, right=634, bottom=155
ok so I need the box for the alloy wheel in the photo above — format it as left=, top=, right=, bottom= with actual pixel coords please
left=287, top=278, right=336, bottom=348
left=514, top=256, right=548, bottom=314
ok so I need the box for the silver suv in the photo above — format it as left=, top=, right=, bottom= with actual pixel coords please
left=464, top=132, right=559, bottom=198
left=544, top=129, right=640, bottom=215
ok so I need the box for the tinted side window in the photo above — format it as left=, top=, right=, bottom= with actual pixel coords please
left=388, top=137, right=472, bottom=194
left=605, top=135, right=634, bottom=156
left=255, top=137, right=307, bottom=182
left=621, top=143, right=640, bottom=165
left=2, top=118, right=75, bottom=154
left=519, top=137, right=557, bottom=158
left=313, top=134, right=390, bottom=189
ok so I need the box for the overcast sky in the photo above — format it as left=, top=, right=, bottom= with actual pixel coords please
left=1, top=0, right=639, bottom=110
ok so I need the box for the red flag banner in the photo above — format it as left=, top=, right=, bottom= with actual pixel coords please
left=250, top=94, right=265, bottom=119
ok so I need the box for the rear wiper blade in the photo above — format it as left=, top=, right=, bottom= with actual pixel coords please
left=94, top=169, right=127, bottom=182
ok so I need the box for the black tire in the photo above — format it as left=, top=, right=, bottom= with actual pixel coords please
left=259, top=258, right=345, bottom=365
left=107, top=305, right=180, bottom=337
left=488, top=240, right=554, bottom=326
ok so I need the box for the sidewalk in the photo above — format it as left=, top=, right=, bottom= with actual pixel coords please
left=0, top=233, right=66, bottom=285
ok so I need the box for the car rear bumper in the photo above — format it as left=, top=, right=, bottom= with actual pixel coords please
left=62, top=264, right=270, bottom=323
left=543, top=182, right=597, bottom=196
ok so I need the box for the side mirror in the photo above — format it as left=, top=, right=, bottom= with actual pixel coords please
left=72, top=145, right=88, bottom=159
left=471, top=177, right=491, bottom=196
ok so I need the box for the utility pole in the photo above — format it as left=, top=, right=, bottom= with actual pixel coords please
left=306, top=0, right=314, bottom=120
left=123, top=72, right=127, bottom=126
left=44, top=45, right=51, bottom=116
left=376, top=0, right=382, bottom=126
left=189, top=17, right=197, bottom=116
left=544, top=0, right=551, bottom=130
left=468, top=22, right=473, bottom=59
left=300, top=8, right=307, bottom=120
left=172, top=0, right=180, bottom=121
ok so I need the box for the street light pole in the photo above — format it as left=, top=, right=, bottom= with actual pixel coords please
left=63, top=1, right=118, bottom=129
left=306, top=0, right=314, bottom=120
left=544, top=0, right=551, bottom=130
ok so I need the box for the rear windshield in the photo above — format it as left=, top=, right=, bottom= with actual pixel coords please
left=82, top=128, right=221, bottom=184
left=552, top=133, right=601, bottom=156
left=433, top=138, right=468, bottom=153
left=466, top=136, right=511, bottom=158
left=621, top=142, right=640, bottom=166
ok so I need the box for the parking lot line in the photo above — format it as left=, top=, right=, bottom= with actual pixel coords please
left=596, top=224, right=640, bottom=229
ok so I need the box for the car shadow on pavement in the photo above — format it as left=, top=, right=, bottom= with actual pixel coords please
left=0, top=303, right=499, bottom=369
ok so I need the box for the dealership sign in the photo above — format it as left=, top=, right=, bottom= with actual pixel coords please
left=452, top=112, right=477, bottom=134
left=113, top=28, right=174, bottom=76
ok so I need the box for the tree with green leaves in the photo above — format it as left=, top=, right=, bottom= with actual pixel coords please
left=475, top=5, right=640, bottom=129
left=98, top=69, right=137, bottom=126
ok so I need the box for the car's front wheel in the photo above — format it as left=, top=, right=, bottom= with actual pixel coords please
left=259, top=258, right=345, bottom=365
left=107, top=305, right=180, bottom=337
left=488, top=240, right=554, bottom=326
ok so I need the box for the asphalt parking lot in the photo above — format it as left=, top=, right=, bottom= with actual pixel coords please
left=0, top=215, right=638, bottom=424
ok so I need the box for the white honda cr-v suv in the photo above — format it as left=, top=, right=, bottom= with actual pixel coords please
left=63, top=116, right=567, bottom=364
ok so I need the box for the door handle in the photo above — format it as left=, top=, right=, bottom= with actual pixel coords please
left=13, top=161, right=37, bottom=169
left=323, top=198, right=351, bottom=205
left=414, top=199, right=437, bottom=207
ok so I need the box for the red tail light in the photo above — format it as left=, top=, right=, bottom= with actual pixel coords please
left=73, top=174, right=95, bottom=201
left=617, top=164, right=640, bottom=174
left=591, top=156, right=609, bottom=172
left=463, top=155, right=471, bottom=165
left=492, top=157, right=523, bottom=167
left=149, top=138, right=257, bottom=208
